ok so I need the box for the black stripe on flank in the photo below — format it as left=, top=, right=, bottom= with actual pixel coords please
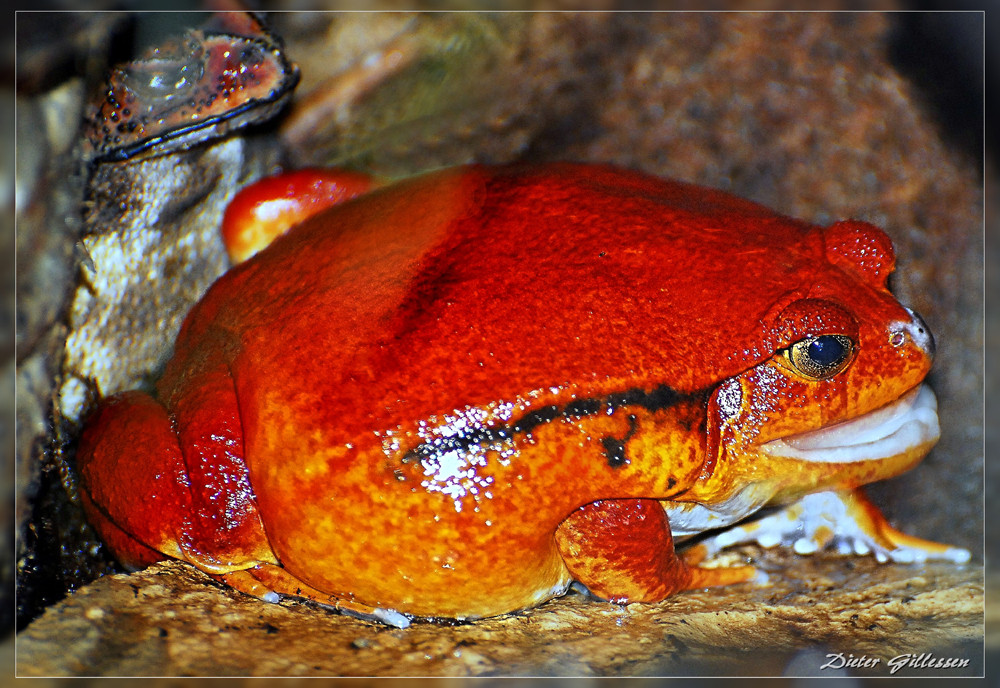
left=565, top=398, right=602, bottom=418
left=606, top=384, right=685, bottom=412
left=602, top=413, right=639, bottom=469
left=401, top=384, right=693, bottom=465
left=511, top=404, right=561, bottom=435
left=602, top=436, right=627, bottom=467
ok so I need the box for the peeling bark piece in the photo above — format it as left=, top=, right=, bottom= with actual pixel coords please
left=82, top=12, right=299, bottom=163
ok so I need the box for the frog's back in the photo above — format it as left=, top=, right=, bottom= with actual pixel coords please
left=164, top=163, right=823, bottom=449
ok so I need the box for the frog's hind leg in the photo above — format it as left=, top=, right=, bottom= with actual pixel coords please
left=79, top=393, right=410, bottom=628
left=78, top=488, right=168, bottom=571
left=78, top=368, right=278, bottom=575
left=554, top=498, right=756, bottom=603
left=77, top=390, right=197, bottom=569
left=216, top=565, right=412, bottom=628
left=165, top=362, right=277, bottom=570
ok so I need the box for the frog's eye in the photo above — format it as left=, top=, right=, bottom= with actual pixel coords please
left=783, top=334, right=855, bottom=380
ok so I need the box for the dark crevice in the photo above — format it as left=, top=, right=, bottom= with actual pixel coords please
left=887, top=9, right=987, bottom=169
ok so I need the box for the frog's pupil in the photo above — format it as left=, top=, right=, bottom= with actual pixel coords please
left=808, top=335, right=845, bottom=366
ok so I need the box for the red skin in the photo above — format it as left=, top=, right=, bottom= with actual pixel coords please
left=221, top=169, right=377, bottom=263
left=78, top=163, right=937, bottom=621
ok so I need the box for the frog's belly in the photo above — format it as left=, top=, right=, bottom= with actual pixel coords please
left=663, top=483, right=776, bottom=539
left=260, top=475, right=579, bottom=618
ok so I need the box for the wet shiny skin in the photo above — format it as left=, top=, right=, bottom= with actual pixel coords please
left=78, top=162, right=945, bottom=622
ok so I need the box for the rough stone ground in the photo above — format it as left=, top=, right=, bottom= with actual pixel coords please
left=15, top=550, right=982, bottom=677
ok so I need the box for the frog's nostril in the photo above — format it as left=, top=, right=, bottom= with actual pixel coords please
left=899, top=307, right=935, bottom=358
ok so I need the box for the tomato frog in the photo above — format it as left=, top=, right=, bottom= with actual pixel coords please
left=76, top=162, right=969, bottom=628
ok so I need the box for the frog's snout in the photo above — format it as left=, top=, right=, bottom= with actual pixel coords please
left=896, top=307, right=935, bottom=359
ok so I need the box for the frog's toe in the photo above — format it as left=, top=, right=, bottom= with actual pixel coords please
left=683, top=563, right=757, bottom=591
left=695, top=489, right=971, bottom=566
left=871, top=531, right=972, bottom=564
left=812, top=489, right=971, bottom=564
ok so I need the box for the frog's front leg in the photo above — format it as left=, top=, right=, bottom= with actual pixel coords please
left=690, top=488, right=971, bottom=565
left=554, top=498, right=756, bottom=603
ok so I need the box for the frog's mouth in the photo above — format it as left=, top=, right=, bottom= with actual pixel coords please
left=760, top=385, right=939, bottom=463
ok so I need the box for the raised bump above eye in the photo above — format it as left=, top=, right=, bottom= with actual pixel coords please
left=823, top=220, right=895, bottom=284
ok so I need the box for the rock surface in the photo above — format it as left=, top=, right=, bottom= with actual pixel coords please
left=15, top=553, right=982, bottom=677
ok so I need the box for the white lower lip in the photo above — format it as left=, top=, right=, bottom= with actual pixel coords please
left=760, top=385, right=940, bottom=463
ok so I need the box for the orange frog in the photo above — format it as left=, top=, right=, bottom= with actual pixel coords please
left=77, top=163, right=969, bottom=627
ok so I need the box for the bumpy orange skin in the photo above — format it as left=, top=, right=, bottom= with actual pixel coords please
left=77, top=163, right=935, bottom=620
